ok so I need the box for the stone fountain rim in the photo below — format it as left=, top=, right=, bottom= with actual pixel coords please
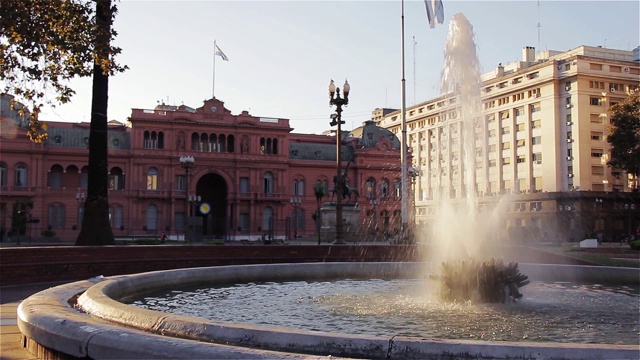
left=18, top=262, right=640, bottom=360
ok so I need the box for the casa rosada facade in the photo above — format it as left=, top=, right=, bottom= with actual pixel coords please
left=0, top=97, right=406, bottom=242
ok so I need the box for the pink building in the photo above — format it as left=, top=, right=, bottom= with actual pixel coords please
left=0, top=96, right=405, bottom=242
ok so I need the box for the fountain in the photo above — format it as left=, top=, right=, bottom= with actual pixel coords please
left=14, top=12, right=640, bottom=360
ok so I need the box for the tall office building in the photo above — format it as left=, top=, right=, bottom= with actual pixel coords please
left=375, top=45, right=640, bottom=242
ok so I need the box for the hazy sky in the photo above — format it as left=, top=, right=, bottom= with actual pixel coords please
left=39, top=0, right=639, bottom=135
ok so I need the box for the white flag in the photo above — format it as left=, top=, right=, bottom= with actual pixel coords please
left=215, top=44, right=229, bottom=61
left=425, top=0, right=444, bottom=29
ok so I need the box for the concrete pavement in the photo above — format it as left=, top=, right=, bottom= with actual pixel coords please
left=1, top=283, right=64, bottom=360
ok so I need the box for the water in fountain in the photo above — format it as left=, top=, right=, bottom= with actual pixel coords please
left=425, top=13, right=527, bottom=302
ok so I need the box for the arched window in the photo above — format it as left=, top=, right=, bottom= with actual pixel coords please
left=380, top=178, right=389, bottom=199
left=263, top=172, right=274, bottom=194
left=366, top=178, right=376, bottom=199
left=260, top=138, right=266, bottom=154
left=15, top=164, right=27, bottom=187
left=209, top=134, right=218, bottom=152
left=48, top=165, right=64, bottom=188
left=200, top=133, right=208, bottom=152
left=266, top=138, right=272, bottom=154
left=191, top=133, right=199, bottom=151
left=219, top=134, right=226, bottom=152
left=65, top=165, right=79, bottom=188
left=227, top=134, right=235, bottom=153
left=157, top=131, right=164, bottom=149
left=393, top=179, right=402, bottom=199
left=150, top=131, right=158, bottom=149
left=272, top=138, right=278, bottom=155
left=48, top=203, right=65, bottom=229
left=146, top=204, right=158, bottom=230
left=109, top=167, right=125, bottom=190
left=0, top=162, right=6, bottom=187
left=296, top=179, right=305, bottom=195
left=262, top=206, right=274, bottom=232
left=147, top=167, right=159, bottom=190
left=80, top=166, right=89, bottom=189
left=143, top=131, right=150, bottom=149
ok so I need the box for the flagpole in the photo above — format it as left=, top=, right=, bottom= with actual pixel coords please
left=400, top=0, right=409, bottom=237
left=212, top=40, right=217, bottom=99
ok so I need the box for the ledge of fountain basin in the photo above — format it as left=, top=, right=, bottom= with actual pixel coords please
left=20, top=263, right=640, bottom=360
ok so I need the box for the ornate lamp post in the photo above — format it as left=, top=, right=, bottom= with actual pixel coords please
left=179, top=156, right=195, bottom=241
left=329, top=79, right=350, bottom=244
left=290, top=197, right=301, bottom=239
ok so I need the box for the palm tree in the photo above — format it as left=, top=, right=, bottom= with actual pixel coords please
left=313, top=181, right=327, bottom=245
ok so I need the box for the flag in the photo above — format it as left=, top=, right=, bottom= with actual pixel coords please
left=215, top=44, right=229, bottom=61
left=424, top=0, right=444, bottom=29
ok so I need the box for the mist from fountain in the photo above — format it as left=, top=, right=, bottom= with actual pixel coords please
left=427, top=13, right=503, bottom=263
left=424, top=13, right=529, bottom=302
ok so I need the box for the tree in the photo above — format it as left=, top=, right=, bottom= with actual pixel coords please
left=1, top=0, right=126, bottom=245
left=607, top=91, right=640, bottom=190
left=313, top=181, right=327, bottom=245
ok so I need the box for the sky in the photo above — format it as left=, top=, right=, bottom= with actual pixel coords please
left=38, top=0, right=639, bottom=135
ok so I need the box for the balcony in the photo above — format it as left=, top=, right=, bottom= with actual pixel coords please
left=135, top=189, right=172, bottom=199
left=0, top=186, right=36, bottom=196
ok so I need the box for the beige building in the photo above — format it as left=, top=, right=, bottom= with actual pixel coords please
left=375, top=45, right=640, bottom=242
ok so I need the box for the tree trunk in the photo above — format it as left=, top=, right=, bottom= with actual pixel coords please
left=76, top=0, right=114, bottom=246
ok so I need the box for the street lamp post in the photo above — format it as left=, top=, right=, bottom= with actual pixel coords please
left=290, top=197, right=301, bottom=239
left=180, top=156, right=195, bottom=241
left=328, top=79, right=350, bottom=244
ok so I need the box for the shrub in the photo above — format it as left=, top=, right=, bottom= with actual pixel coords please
left=132, top=238, right=162, bottom=245
left=41, top=229, right=56, bottom=238
left=629, top=240, right=640, bottom=250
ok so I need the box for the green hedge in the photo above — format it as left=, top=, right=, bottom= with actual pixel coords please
left=629, top=240, right=640, bottom=250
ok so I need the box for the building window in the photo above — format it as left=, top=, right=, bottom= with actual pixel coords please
left=263, top=172, right=274, bottom=194
left=262, top=207, right=274, bottom=232
left=0, top=163, right=6, bottom=187
left=109, top=167, right=124, bottom=190
left=533, top=153, right=542, bottom=162
left=503, top=142, right=511, bottom=150
left=530, top=202, right=542, bottom=211
left=176, top=175, right=186, bottom=191
left=589, top=63, right=603, bottom=71
left=146, top=167, right=159, bottom=190
left=380, top=179, right=389, bottom=198
left=503, top=157, right=511, bottom=165
left=15, top=164, right=27, bottom=187
left=240, top=177, right=250, bottom=194
left=531, top=120, right=541, bottom=129
left=146, top=204, right=158, bottom=230
left=80, top=167, right=88, bottom=189
left=531, top=136, right=541, bottom=145
left=591, top=132, right=603, bottom=141
left=502, top=126, right=510, bottom=135
left=591, top=149, right=603, bottom=158
left=590, top=97, right=602, bottom=106
left=48, top=165, right=63, bottom=188
left=366, top=178, right=376, bottom=199
left=516, top=123, right=525, bottom=132
left=48, top=204, right=65, bottom=229
left=239, top=213, right=250, bottom=231
left=109, top=205, right=123, bottom=228
left=516, top=139, right=526, bottom=147
left=393, top=179, right=401, bottom=199
left=592, top=166, right=604, bottom=175
left=489, top=159, right=496, bottom=167
left=516, top=155, right=526, bottom=163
